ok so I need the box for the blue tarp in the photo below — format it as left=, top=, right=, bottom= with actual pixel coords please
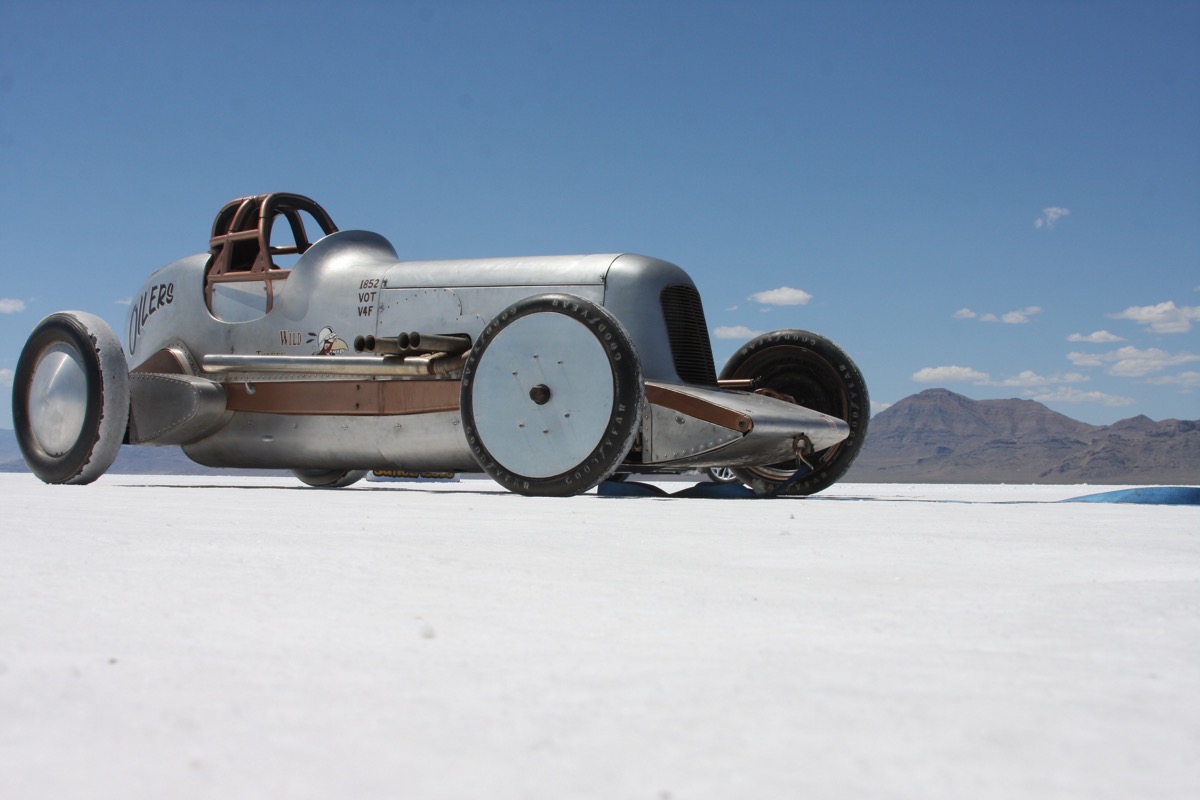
left=1060, top=487, right=1200, bottom=506
left=598, top=481, right=1200, bottom=505
left=597, top=481, right=757, bottom=499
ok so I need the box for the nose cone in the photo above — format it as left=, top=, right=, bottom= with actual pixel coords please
left=805, top=413, right=851, bottom=452
left=640, top=381, right=856, bottom=469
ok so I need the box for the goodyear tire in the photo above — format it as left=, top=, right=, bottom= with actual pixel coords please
left=720, top=330, right=868, bottom=496
left=461, top=294, right=643, bottom=497
left=13, top=311, right=130, bottom=484
left=292, top=469, right=369, bottom=488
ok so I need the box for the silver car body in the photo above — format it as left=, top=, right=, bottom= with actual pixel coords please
left=123, top=228, right=848, bottom=475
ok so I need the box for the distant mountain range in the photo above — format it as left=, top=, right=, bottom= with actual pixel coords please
left=844, top=388, right=1199, bottom=484
left=4, top=387, right=1198, bottom=484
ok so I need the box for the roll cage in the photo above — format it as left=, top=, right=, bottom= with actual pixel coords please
left=204, top=193, right=339, bottom=314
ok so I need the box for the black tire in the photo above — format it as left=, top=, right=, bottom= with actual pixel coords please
left=720, top=330, right=868, bottom=496
left=292, top=468, right=369, bottom=488
left=13, top=311, right=130, bottom=484
left=461, top=294, right=643, bottom=497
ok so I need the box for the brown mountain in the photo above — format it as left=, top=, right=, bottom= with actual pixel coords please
left=845, top=388, right=1200, bottom=484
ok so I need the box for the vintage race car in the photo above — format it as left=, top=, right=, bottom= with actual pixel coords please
left=12, top=193, right=868, bottom=496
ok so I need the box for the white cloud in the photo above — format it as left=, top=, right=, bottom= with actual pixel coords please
left=988, top=370, right=1088, bottom=388
left=1068, top=345, right=1200, bottom=377
left=912, top=365, right=991, bottom=383
left=0, top=298, right=26, bottom=314
left=1, top=367, right=12, bottom=386
left=1026, top=387, right=1134, bottom=407
left=749, top=287, right=812, bottom=306
left=913, top=366, right=1096, bottom=390
left=1066, top=351, right=1104, bottom=368
left=956, top=305, right=1041, bottom=324
left=998, top=306, right=1042, bottom=324
left=1034, top=207, right=1071, bottom=230
left=1145, top=371, right=1200, bottom=389
left=871, top=401, right=893, bottom=415
left=114, top=297, right=132, bottom=306
left=1109, top=353, right=1200, bottom=377
left=1110, top=301, right=1200, bottom=334
left=713, top=325, right=763, bottom=340
left=1067, top=330, right=1124, bottom=343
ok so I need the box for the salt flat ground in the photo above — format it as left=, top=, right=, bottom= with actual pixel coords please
left=1, top=473, right=1196, bottom=800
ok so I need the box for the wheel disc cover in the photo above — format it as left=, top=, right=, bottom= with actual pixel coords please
left=27, top=343, right=89, bottom=456
left=470, top=312, right=615, bottom=478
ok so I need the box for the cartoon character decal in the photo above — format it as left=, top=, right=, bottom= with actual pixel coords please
left=308, top=326, right=348, bottom=355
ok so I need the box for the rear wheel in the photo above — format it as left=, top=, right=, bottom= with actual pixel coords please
left=292, top=469, right=368, bottom=488
left=13, top=311, right=130, bottom=484
left=461, top=294, right=643, bottom=497
left=720, top=330, right=868, bottom=496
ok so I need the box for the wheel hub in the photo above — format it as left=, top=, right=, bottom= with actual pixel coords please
left=27, top=344, right=89, bottom=456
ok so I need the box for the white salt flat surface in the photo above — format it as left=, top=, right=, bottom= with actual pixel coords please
left=1, top=473, right=1197, bottom=799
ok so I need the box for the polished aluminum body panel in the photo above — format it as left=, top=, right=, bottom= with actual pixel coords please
left=184, top=411, right=475, bottom=472
left=127, top=235, right=693, bottom=385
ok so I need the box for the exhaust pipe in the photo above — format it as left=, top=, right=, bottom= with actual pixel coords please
left=354, top=332, right=471, bottom=356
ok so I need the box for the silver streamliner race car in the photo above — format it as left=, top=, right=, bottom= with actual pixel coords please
left=13, top=193, right=868, bottom=497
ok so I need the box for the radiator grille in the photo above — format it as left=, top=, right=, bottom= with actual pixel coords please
left=660, top=285, right=718, bottom=386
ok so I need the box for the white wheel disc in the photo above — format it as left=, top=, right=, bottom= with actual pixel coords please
left=470, top=312, right=616, bottom=479
left=27, top=343, right=89, bottom=456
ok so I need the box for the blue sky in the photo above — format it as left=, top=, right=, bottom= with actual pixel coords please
left=1, top=0, right=1197, bottom=427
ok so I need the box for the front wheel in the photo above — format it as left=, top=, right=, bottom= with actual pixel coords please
left=721, top=330, right=868, bottom=496
left=13, top=311, right=130, bottom=484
